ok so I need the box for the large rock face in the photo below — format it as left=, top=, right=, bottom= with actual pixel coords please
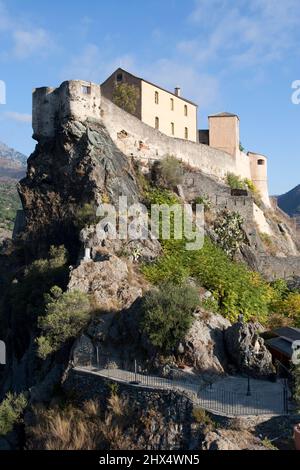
left=183, top=312, right=231, bottom=377
left=224, top=322, right=275, bottom=378
left=68, top=255, right=147, bottom=311
left=18, top=119, right=140, bottom=254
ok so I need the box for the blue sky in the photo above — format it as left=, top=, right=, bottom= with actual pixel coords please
left=0, top=0, right=300, bottom=194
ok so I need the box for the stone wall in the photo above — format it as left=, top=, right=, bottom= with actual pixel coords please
left=32, top=81, right=270, bottom=202
left=63, top=368, right=193, bottom=450
left=33, top=81, right=101, bottom=140
left=101, top=97, right=240, bottom=180
left=258, top=256, right=300, bottom=281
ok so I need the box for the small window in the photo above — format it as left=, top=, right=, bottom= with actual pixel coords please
left=170, top=98, right=174, bottom=111
left=184, top=104, right=188, bottom=116
left=82, top=85, right=91, bottom=95
left=184, top=127, right=188, bottom=139
left=171, top=122, right=175, bottom=135
left=257, top=159, right=265, bottom=165
left=116, top=73, right=123, bottom=82
left=155, top=116, right=159, bottom=130
left=155, top=91, right=159, bottom=104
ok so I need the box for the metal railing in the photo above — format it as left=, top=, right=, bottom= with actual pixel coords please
left=74, top=352, right=289, bottom=417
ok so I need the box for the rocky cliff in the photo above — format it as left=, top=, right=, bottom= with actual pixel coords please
left=0, top=113, right=298, bottom=450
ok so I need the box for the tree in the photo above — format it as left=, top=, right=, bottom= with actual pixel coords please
left=214, top=210, right=245, bottom=258
left=37, top=286, right=91, bottom=359
left=0, top=393, right=27, bottom=436
left=155, top=155, right=183, bottom=189
left=140, top=282, right=199, bottom=354
left=112, top=83, right=140, bottom=114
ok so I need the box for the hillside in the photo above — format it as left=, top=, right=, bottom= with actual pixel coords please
left=0, top=141, right=27, bottom=166
left=0, top=142, right=26, bottom=241
left=0, top=114, right=299, bottom=451
left=277, top=185, right=300, bottom=218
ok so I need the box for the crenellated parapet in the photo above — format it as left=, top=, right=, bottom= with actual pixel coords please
left=32, top=80, right=101, bottom=141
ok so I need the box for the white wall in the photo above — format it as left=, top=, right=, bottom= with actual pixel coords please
left=141, top=81, right=197, bottom=143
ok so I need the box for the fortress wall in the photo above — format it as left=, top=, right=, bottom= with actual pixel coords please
left=32, top=87, right=58, bottom=139
left=258, top=256, right=300, bottom=281
left=101, top=97, right=241, bottom=181
left=249, top=152, right=270, bottom=207
left=236, top=150, right=252, bottom=180
left=33, top=81, right=101, bottom=140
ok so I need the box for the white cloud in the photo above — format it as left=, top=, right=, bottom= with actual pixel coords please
left=182, top=0, right=300, bottom=70
left=0, top=0, right=55, bottom=60
left=13, top=29, right=53, bottom=60
left=4, top=111, right=32, bottom=123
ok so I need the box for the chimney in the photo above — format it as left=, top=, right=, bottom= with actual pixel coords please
left=174, top=87, right=181, bottom=97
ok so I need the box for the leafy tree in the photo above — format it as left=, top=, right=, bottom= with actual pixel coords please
left=140, top=282, right=199, bottom=354
left=0, top=393, right=27, bottom=436
left=155, top=155, right=183, bottom=189
left=112, top=83, right=140, bottom=114
left=37, top=286, right=91, bottom=359
left=143, top=237, right=274, bottom=323
left=7, top=245, right=69, bottom=335
left=214, top=210, right=245, bottom=258
left=272, top=292, right=300, bottom=327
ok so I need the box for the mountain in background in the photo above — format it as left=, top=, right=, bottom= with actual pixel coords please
left=277, top=185, right=300, bottom=219
left=0, top=141, right=26, bottom=241
left=0, top=141, right=27, bottom=165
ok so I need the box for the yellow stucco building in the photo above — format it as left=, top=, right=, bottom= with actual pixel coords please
left=101, top=68, right=198, bottom=142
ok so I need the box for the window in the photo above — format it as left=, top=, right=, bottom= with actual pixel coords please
left=170, top=98, right=174, bottom=111
left=184, top=127, right=188, bottom=139
left=184, top=104, right=188, bottom=116
left=155, top=91, right=159, bottom=104
left=257, top=159, right=265, bottom=166
left=116, top=73, right=123, bottom=82
left=82, top=85, right=91, bottom=95
left=155, top=117, right=159, bottom=130
left=171, top=122, right=175, bottom=135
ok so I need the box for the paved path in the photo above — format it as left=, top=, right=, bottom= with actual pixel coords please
left=74, top=366, right=287, bottom=418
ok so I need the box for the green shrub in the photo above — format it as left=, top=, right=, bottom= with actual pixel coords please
left=272, top=292, right=300, bottom=328
left=144, top=187, right=179, bottom=207
left=8, top=245, right=69, bottom=329
left=74, top=203, right=100, bottom=230
left=140, top=282, right=199, bottom=354
left=0, top=393, right=27, bottom=436
left=244, top=178, right=263, bottom=206
left=142, top=238, right=274, bottom=323
left=214, top=210, right=245, bottom=258
left=155, top=155, right=183, bottom=189
left=194, top=195, right=212, bottom=212
left=192, top=407, right=214, bottom=429
left=112, top=83, right=140, bottom=114
left=37, top=286, right=91, bottom=359
left=226, top=173, right=246, bottom=190
left=0, top=181, right=21, bottom=231
left=259, top=232, right=277, bottom=255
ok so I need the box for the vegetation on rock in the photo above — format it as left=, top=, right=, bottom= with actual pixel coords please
left=143, top=237, right=274, bottom=323
left=140, top=282, right=199, bottom=354
left=37, top=286, right=91, bottom=359
left=0, top=393, right=27, bottom=437
left=154, top=155, right=183, bottom=189
left=213, top=210, right=245, bottom=258
left=0, top=180, right=21, bottom=232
